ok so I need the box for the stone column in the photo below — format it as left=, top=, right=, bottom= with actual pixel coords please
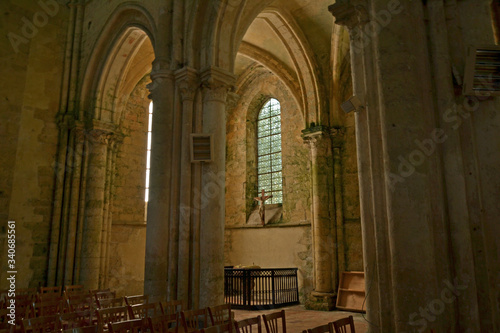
left=144, top=58, right=175, bottom=302
left=198, top=67, right=235, bottom=308
left=63, top=125, right=86, bottom=285
left=175, top=67, right=198, bottom=308
left=329, top=1, right=456, bottom=331
left=79, top=124, right=114, bottom=290
left=303, top=126, right=336, bottom=310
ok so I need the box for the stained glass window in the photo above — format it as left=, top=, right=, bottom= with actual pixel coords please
left=257, top=98, right=282, bottom=204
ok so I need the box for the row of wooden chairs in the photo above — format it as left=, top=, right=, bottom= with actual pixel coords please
left=14, top=302, right=227, bottom=333
left=233, top=311, right=355, bottom=333
left=303, top=315, right=355, bottom=333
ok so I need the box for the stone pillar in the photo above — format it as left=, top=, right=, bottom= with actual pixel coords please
left=198, top=67, right=235, bottom=308
left=303, top=126, right=336, bottom=310
left=144, top=58, right=175, bottom=302
left=79, top=124, right=113, bottom=290
left=331, top=128, right=346, bottom=278
left=175, top=67, right=198, bottom=308
left=63, top=125, right=86, bottom=285
left=329, top=1, right=458, bottom=331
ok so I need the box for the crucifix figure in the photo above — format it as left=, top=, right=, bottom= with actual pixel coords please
left=254, top=189, right=273, bottom=226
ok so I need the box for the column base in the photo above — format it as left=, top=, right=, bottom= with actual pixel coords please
left=304, top=291, right=337, bottom=311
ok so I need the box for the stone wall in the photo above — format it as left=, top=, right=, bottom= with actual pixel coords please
left=108, top=76, right=150, bottom=295
left=224, top=225, right=313, bottom=302
left=0, top=0, right=68, bottom=288
left=225, top=71, right=314, bottom=302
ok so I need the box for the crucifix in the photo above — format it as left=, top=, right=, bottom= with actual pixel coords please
left=254, top=189, right=273, bottom=226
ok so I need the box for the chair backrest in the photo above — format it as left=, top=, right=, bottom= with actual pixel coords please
left=93, top=290, right=116, bottom=301
left=62, top=325, right=98, bottom=333
left=160, top=300, right=184, bottom=315
left=307, top=323, right=333, bottom=333
left=180, top=308, right=209, bottom=331
left=235, top=316, right=262, bottom=333
left=208, top=304, right=232, bottom=326
left=96, top=306, right=129, bottom=331
left=201, top=322, right=232, bottom=333
left=128, top=302, right=163, bottom=319
left=124, top=295, right=149, bottom=306
left=331, top=316, right=355, bottom=333
left=39, top=286, right=62, bottom=298
left=262, top=310, right=286, bottom=333
left=64, top=285, right=85, bottom=296
left=67, top=294, right=95, bottom=312
left=59, top=310, right=93, bottom=330
left=147, top=313, right=178, bottom=333
left=16, top=288, right=38, bottom=299
left=97, top=297, right=124, bottom=309
left=7, top=296, right=33, bottom=323
left=33, top=298, right=64, bottom=317
left=109, top=318, right=147, bottom=333
left=22, top=315, right=59, bottom=333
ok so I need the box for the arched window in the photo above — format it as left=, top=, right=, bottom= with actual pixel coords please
left=257, top=98, right=283, bottom=204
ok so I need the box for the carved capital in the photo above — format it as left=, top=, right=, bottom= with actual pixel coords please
left=87, top=129, right=113, bottom=145
left=302, top=127, right=332, bottom=153
left=148, top=57, right=174, bottom=100
left=329, top=1, right=369, bottom=29
left=110, top=132, right=125, bottom=147
left=200, top=66, right=236, bottom=103
left=202, top=86, right=229, bottom=103
left=87, top=120, right=115, bottom=146
left=175, top=67, right=199, bottom=101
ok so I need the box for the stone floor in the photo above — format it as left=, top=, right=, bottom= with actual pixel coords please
left=233, top=305, right=369, bottom=333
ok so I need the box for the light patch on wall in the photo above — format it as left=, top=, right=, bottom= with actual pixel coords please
left=144, top=101, right=153, bottom=221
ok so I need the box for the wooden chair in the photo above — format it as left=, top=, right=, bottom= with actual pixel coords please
left=306, top=323, right=333, bottom=333
left=21, top=315, right=59, bottom=333
left=109, top=318, right=148, bottom=333
left=208, top=304, right=233, bottom=326
left=147, top=313, right=178, bottom=333
left=93, top=290, right=116, bottom=302
left=180, top=309, right=209, bottom=332
left=16, top=288, right=38, bottom=299
left=59, top=310, right=94, bottom=330
left=39, top=286, right=62, bottom=299
left=331, top=316, right=355, bottom=333
left=33, top=298, right=64, bottom=316
left=66, top=294, right=95, bottom=312
left=262, top=310, right=286, bottom=333
left=128, top=302, right=163, bottom=319
left=97, top=297, right=124, bottom=309
left=160, top=300, right=183, bottom=315
left=201, top=322, right=232, bottom=333
left=124, top=295, right=149, bottom=306
left=62, top=325, right=98, bottom=333
left=234, top=316, right=262, bottom=333
left=64, top=285, right=85, bottom=296
left=7, top=295, right=34, bottom=326
left=96, top=306, right=129, bottom=332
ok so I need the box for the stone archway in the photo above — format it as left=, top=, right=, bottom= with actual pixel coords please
left=47, top=4, right=156, bottom=291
